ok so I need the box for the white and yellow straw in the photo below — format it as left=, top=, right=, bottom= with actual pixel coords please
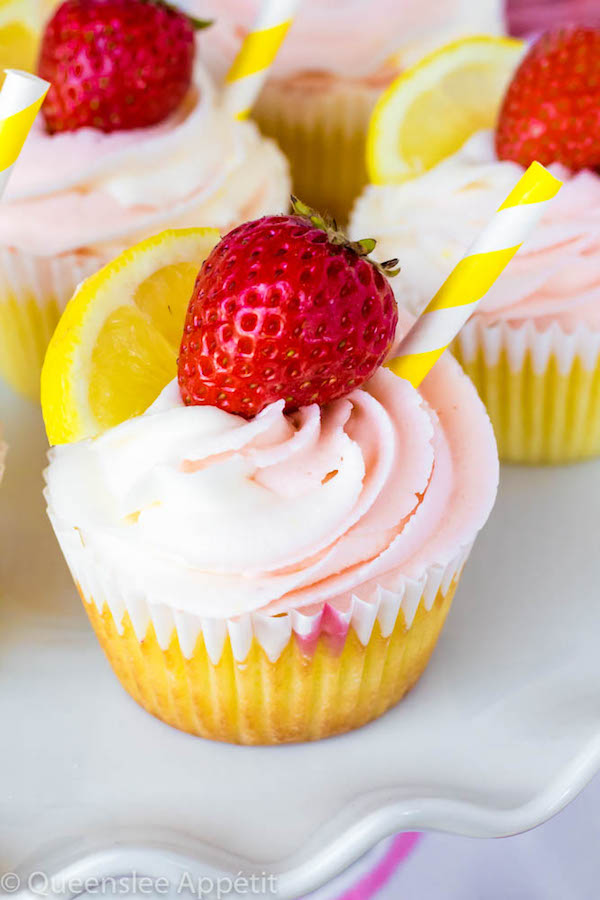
left=388, top=161, right=563, bottom=387
left=0, top=69, right=49, bottom=199
left=223, top=0, right=299, bottom=120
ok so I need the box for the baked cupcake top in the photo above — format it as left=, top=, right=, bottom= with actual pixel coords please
left=44, top=205, right=498, bottom=622
left=0, top=0, right=289, bottom=257
left=193, top=0, right=504, bottom=82
left=351, top=26, right=600, bottom=332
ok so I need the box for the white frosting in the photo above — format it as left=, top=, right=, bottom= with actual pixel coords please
left=46, top=378, right=412, bottom=618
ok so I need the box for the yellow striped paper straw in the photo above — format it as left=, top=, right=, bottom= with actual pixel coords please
left=0, top=70, right=49, bottom=199
left=388, top=161, right=563, bottom=388
left=223, top=0, right=299, bottom=120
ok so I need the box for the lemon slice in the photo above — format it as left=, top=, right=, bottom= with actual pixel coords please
left=367, top=35, right=525, bottom=185
left=42, top=227, right=220, bottom=446
left=0, top=0, right=43, bottom=73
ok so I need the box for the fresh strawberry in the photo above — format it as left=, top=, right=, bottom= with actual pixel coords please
left=496, top=26, right=600, bottom=170
left=38, top=0, right=210, bottom=134
left=178, top=199, right=399, bottom=418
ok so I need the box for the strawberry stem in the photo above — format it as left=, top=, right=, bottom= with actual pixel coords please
left=291, top=195, right=400, bottom=278
left=154, top=1, right=213, bottom=29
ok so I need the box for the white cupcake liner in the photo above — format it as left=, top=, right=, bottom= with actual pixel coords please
left=0, top=245, right=108, bottom=313
left=0, top=246, right=110, bottom=397
left=47, top=499, right=472, bottom=664
left=455, top=315, right=600, bottom=376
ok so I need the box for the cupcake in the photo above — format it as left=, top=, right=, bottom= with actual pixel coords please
left=0, top=0, right=290, bottom=401
left=192, top=0, right=505, bottom=224
left=42, top=205, right=498, bottom=744
left=351, top=27, right=600, bottom=463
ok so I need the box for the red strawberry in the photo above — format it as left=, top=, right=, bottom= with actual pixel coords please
left=496, top=26, right=600, bottom=171
left=178, top=199, right=399, bottom=418
left=38, top=0, right=210, bottom=134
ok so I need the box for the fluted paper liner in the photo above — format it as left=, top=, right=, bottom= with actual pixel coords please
left=454, top=316, right=600, bottom=463
left=48, top=501, right=471, bottom=663
left=47, top=487, right=472, bottom=743
left=0, top=245, right=106, bottom=399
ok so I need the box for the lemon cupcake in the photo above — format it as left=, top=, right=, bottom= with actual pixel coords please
left=0, top=0, right=290, bottom=401
left=42, top=207, right=498, bottom=744
left=193, top=0, right=505, bottom=224
left=351, top=29, right=600, bottom=463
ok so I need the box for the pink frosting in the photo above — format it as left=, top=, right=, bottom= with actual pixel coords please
left=262, top=357, right=499, bottom=617
left=0, top=65, right=290, bottom=257
left=479, top=170, right=600, bottom=331
left=351, top=132, right=600, bottom=333
left=46, top=327, right=499, bottom=621
left=191, top=0, right=504, bottom=82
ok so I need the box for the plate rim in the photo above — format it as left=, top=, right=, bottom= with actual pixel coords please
left=13, top=731, right=600, bottom=900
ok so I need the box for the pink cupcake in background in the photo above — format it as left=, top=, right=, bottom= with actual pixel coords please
left=351, top=26, right=600, bottom=463
left=507, top=0, right=600, bottom=35
left=0, top=0, right=290, bottom=401
left=188, top=0, right=505, bottom=223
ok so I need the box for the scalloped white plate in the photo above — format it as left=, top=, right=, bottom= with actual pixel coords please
left=1, top=381, right=600, bottom=899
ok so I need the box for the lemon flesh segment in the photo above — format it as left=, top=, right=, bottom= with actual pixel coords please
left=134, top=262, right=201, bottom=348
left=41, top=228, right=220, bottom=446
left=88, top=304, right=177, bottom=432
left=367, top=36, right=525, bottom=185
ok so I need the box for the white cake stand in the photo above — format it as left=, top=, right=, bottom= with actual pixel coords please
left=2, top=381, right=599, bottom=899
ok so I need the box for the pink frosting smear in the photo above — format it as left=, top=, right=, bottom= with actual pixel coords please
left=187, top=0, right=505, bottom=82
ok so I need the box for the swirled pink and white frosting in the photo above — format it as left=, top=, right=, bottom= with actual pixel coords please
left=0, top=63, right=290, bottom=258
left=350, top=131, right=600, bottom=332
left=45, top=350, right=498, bottom=621
left=185, top=0, right=504, bottom=83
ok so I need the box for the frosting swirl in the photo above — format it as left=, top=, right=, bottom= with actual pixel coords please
left=0, top=63, right=290, bottom=257
left=350, top=131, right=600, bottom=331
left=45, top=351, right=498, bottom=620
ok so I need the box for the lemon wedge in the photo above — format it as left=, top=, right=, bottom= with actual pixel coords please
left=367, top=35, right=525, bottom=185
left=41, top=227, right=220, bottom=446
